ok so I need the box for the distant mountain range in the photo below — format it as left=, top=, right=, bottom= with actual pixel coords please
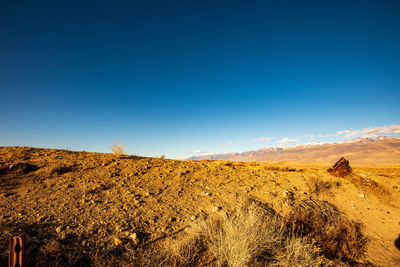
left=188, top=136, right=400, bottom=165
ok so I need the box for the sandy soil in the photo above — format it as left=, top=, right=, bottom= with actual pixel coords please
left=0, top=147, right=399, bottom=266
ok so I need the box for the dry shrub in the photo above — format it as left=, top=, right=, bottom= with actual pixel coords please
left=263, top=165, right=297, bottom=172
left=111, top=141, right=126, bottom=155
left=35, top=239, right=63, bottom=266
left=286, top=198, right=368, bottom=264
left=305, top=176, right=339, bottom=196
left=250, top=160, right=258, bottom=166
left=273, top=237, right=337, bottom=267
left=197, top=202, right=284, bottom=266
left=164, top=228, right=208, bottom=266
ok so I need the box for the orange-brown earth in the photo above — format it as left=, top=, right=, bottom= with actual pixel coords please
left=1, top=147, right=400, bottom=266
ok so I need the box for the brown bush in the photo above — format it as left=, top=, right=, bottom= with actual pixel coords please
left=286, top=198, right=368, bottom=264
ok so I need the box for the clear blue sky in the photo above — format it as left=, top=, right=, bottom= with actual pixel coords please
left=1, top=0, right=399, bottom=158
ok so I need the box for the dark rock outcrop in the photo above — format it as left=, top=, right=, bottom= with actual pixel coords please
left=328, top=157, right=352, bottom=177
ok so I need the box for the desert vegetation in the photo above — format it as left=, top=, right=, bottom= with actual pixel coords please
left=111, top=141, right=126, bottom=155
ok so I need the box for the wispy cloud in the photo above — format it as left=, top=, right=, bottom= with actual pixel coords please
left=305, top=134, right=314, bottom=138
left=253, top=137, right=272, bottom=142
left=337, top=124, right=400, bottom=139
left=192, top=150, right=208, bottom=154
left=317, top=133, right=336, bottom=138
left=275, top=137, right=298, bottom=144
left=220, top=141, right=233, bottom=146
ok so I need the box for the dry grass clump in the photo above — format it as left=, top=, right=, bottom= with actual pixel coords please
left=164, top=228, right=208, bottom=266
left=263, top=165, right=297, bottom=172
left=273, top=237, right=331, bottom=267
left=286, top=198, right=368, bottom=264
left=196, top=202, right=285, bottom=266
left=111, top=141, right=126, bottom=155
left=305, top=176, right=340, bottom=196
left=36, top=239, right=63, bottom=266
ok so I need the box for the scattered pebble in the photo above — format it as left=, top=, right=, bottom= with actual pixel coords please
left=130, top=232, right=138, bottom=242
left=114, top=238, right=123, bottom=246
left=211, top=206, right=221, bottom=212
left=359, top=193, right=365, bottom=198
left=282, top=190, right=294, bottom=199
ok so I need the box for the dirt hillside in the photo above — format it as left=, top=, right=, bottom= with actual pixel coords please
left=1, top=147, right=400, bottom=266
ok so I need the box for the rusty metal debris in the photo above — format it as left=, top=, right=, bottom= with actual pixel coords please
left=9, top=234, right=25, bottom=267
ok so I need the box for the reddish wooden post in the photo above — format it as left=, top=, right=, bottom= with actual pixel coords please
left=9, top=234, right=25, bottom=267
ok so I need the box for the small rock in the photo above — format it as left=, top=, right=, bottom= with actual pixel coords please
left=211, top=206, right=221, bottom=212
left=190, top=215, right=197, bottom=221
left=130, top=232, right=137, bottom=242
left=201, top=191, right=212, bottom=196
left=359, top=193, right=365, bottom=198
left=60, top=232, right=67, bottom=240
left=56, top=226, right=63, bottom=233
left=114, top=238, right=123, bottom=246
left=282, top=190, right=294, bottom=199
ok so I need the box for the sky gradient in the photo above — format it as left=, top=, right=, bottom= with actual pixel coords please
left=1, top=0, right=400, bottom=158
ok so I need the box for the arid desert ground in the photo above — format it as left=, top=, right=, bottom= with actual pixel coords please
left=1, top=146, right=400, bottom=266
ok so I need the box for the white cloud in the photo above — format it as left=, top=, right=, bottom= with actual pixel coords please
left=305, top=134, right=314, bottom=138
left=253, top=137, right=272, bottom=142
left=275, top=138, right=298, bottom=144
left=337, top=124, right=400, bottom=139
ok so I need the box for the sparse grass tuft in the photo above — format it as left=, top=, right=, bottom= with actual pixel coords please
left=305, top=176, right=339, bottom=196
left=111, top=141, right=126, bottom=155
